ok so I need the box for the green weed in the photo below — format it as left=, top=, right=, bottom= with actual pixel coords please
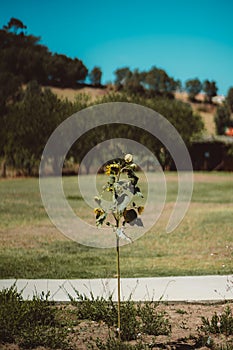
left=137, top=302, right=171, bottom=336
left=120, top=300, right=140, bottom=341
left=0, top=284, right=70, bottom=349
left=176, top=308, right=188, bottom=314
left=69, top=289, right=171, bottom=341
left=201, top=305, right=233, bottom=336
left=216, top=344, right=233, bottom=350
left=70, top=288, right=117, bottom=326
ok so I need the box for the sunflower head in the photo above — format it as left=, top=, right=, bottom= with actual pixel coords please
left=105, top=163, right=120, bottom=175
left=123, top=208, right=137, bottom=223
left=137, top=206, right=144, bottom=215
left=124, top=153, right=133, bottom=163
left=94, top=208, right=105, bottom=218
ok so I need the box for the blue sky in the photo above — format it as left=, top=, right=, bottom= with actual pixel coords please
left=1, top=0, right=233, bottom=95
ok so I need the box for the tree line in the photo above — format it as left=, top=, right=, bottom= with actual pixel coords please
left=215, top=87, right=233, bottom=134
left=0, top=17, right=232, bottom=176
left=0, top=81, right=204, bottom=176
left=0, top=17, right=227, bottom=99
left=113, top=68, right=221, bottom=104
left=0, top=18, right=88, bottom=88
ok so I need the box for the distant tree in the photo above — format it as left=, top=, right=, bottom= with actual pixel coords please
left=145, top=66, right=178, bottom=97
left=4, top=81, right=73, bottom=175
left=176, top=79, right=182, bottom=92
left=214, top=103, right=232, bottom=135
left=124, top=69, right=145, bottom=95
left=89, top=66, right=102, bottom=86
left=3, top=17, right=27, bottom=34
left=114, top=67, right=131, bottom=89
left=0, top=72, right=22, bottom=177
left=47, top=53, right=88, bottom=87
left=145, top=67, right=160, bottom=93
left=114, top=66, right=178, bottom=97
left=0, top=19, right=88, bottom=88
left=185, top=78, right=202, bottom=101
left=91, top=92, right=204, bottom=170
left=0, top=21, right=49, bottom=85
left=203, top=80, right=218, bottom=103
left=226, top=87, right=233, bottom=112
left=0, top=72, right=21, bottom=116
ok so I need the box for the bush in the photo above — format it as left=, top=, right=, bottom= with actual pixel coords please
left=201, top=305, right=233, bottom=336
left=120, top=300, right=140, bottom=341
left=70, top=289, right=118, bottom=326
left=0, top=284, right=24, bottom=342
left=0, top=284, right=70, bottom=349
left=70, top=289, right=171, bottom=342
left=137, top=302, right=171, bottom=336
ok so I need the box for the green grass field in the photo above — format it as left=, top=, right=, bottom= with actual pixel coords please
left=0, top=172, right=232, bottom=278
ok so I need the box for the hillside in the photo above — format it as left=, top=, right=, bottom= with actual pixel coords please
left=49, top=86, right=108, bottom=102
left=175, top=92, right=217, bottom=135
left=50, top=86, right=217, bottom=135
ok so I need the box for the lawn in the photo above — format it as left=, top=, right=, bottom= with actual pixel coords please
left=0, top=172, right=232, bottom=278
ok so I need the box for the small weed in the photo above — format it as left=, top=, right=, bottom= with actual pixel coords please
left=69, top=288, right=171, bottom=341
left=19, top=325, right=70, bottom=349
left=176, top=308, right=188, bottom=314
left=216, top=343, right=233, bottom=350
left=120, top=300, right=140, bottom=341
left=201, top=305, right=233, bottom=336
left=195, top=334, right=214, bottom=348
left=69, top=288, right=117, bottom=326
left=70, top=288, right=139, bottom=341
left=137, top=302, right=171, bottom=336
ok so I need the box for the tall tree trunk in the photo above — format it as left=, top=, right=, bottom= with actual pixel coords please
left=1, top=159, right=6, bottom=178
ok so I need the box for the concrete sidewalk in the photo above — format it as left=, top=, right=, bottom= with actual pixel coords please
left=1, top=275, right=233, bottom=303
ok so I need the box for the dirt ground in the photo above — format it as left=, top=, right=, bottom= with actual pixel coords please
left=72, top=302, right=233, bottom=349
left=1, top=302, right=233, bottom=350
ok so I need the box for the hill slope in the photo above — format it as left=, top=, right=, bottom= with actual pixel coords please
left=50, top=86, right=217, bottom=135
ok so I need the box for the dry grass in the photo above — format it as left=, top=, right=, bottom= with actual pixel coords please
left=0, top=173, right=232, bottom=278
left=49, top=86, right=108, bottom=102
left=175, top=92, right=218, bottom=135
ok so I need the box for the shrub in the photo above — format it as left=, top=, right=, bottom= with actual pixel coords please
left=70, top=289, right=117, bottom=326
left=120, top=300, right=140, bottom=341
left=0, top=284, right=70, bottom=349
left=201, top=305, right=233, bottom=336
left=70, top=288, right=171, bottom=342
left=0, top=284, right=24, bottom=342
left=137, top=302, right=171, bottom=336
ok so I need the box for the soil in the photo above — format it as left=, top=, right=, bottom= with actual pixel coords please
left=1, top=302, right=233, bottom=350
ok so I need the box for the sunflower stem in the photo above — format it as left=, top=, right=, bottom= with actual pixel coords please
left=116, top=219, right=121, bottom=340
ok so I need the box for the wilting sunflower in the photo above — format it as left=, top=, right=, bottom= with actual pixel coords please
left=124, top=153, right=133, bottom=163
left=123, top=208, right=137, bottom=223
left=137, top=206, right=144, bottom=215
left=94, top=208, right=105, bottom=218
left=105, top=163, right=120, bottom=175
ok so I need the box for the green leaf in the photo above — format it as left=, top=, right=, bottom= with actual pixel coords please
left=115, top=228, right=132, bottom=243
left=116, top=193, right=131, bottom=213
left=135, top=218, right=143, bottom=227
left=134, top=186, right=144, bottom=197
